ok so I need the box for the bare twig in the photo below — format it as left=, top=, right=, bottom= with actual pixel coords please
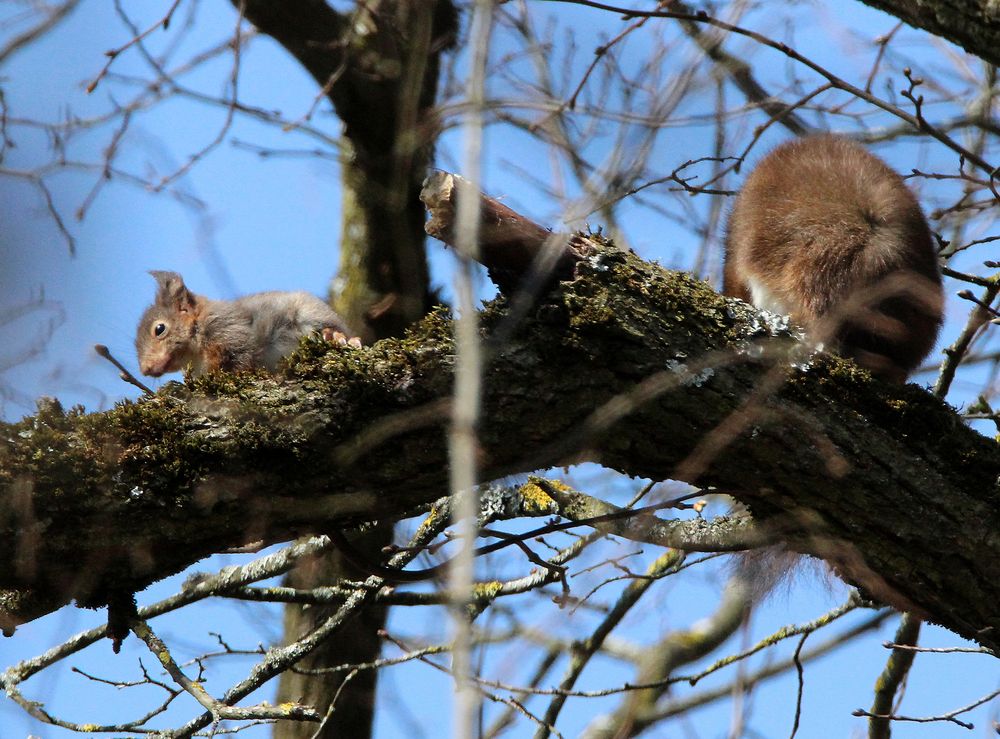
left=94, top=344, right=154, bottom=396
left=86, top=0, right=185, bottom=93
left=542, top=0, right=996, bottom=174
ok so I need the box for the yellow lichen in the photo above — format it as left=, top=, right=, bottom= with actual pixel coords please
left=518, top=478, right=562, bottom=512
left=473, top=581, right=503, bottom=600
left=414, top=506, right=443, bottom=536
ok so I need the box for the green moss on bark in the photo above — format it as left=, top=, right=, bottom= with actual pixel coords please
left=1, top=241, right=999, bottom=650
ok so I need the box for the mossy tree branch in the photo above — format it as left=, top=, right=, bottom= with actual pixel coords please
left=2, top=198, right=999, bottom=654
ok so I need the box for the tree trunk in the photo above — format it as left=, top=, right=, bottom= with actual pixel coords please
left=231, top=2, right=456, bottom=736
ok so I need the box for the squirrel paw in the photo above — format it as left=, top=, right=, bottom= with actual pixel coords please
left=323, top=328, right=363, bottom=348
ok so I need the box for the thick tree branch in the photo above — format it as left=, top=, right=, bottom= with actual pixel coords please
left=422, top=170, right=582, bottom=292
left=2, top=180, right=999, bottom=655
left=859, top=0, right=1000, bottom=67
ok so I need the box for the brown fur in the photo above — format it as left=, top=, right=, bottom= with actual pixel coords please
left=135, top=271, right=356, bottom=378
left=724, top=135, right=943, bottom=382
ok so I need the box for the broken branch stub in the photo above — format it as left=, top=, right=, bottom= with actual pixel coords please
left=420, top=170, right=586, bottom=292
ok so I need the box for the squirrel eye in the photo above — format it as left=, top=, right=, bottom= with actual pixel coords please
left=154, top=323, right=167, bottom=337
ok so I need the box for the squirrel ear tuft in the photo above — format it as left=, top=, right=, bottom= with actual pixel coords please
left=149, top=271, right=194, bottom=309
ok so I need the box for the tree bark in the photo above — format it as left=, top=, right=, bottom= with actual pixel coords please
left=859, top=0, right=1000, bottom=67
left=2, top=212, right=999, bottom=651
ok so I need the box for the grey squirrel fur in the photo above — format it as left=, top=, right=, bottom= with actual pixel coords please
left=135, top=271, right=357, bottom=377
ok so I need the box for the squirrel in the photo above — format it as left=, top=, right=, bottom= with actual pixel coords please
left=135, top=271, right=359, bottom=378
left=723, top=135, right=946, bottom=607
left=723, top=134, right=944, bottom=382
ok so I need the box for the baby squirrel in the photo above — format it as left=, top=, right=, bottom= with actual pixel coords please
left=723, top=134, right=943, bottom=382
left=135, top=271, right=359, bottom=377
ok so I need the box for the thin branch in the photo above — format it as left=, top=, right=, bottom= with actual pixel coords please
left=450, top=4, right=494, bottom=735
left=94, top=344, right=154, bottom=396
left=0, top=0, right=82, bottom=66
left=541, top=0, right=996, bottom=174
left=132, top=617, right=320, bottom=725
left=535, top=550, right=685, bottom=738
left=868, top=612, right=923, bottom=739
left=86, top=0, right=185, bottom=93
left=853, top=685, right=1000, bottom=731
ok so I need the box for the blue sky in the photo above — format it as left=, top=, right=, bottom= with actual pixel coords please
left=1, top=1, right=998, bottom=737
